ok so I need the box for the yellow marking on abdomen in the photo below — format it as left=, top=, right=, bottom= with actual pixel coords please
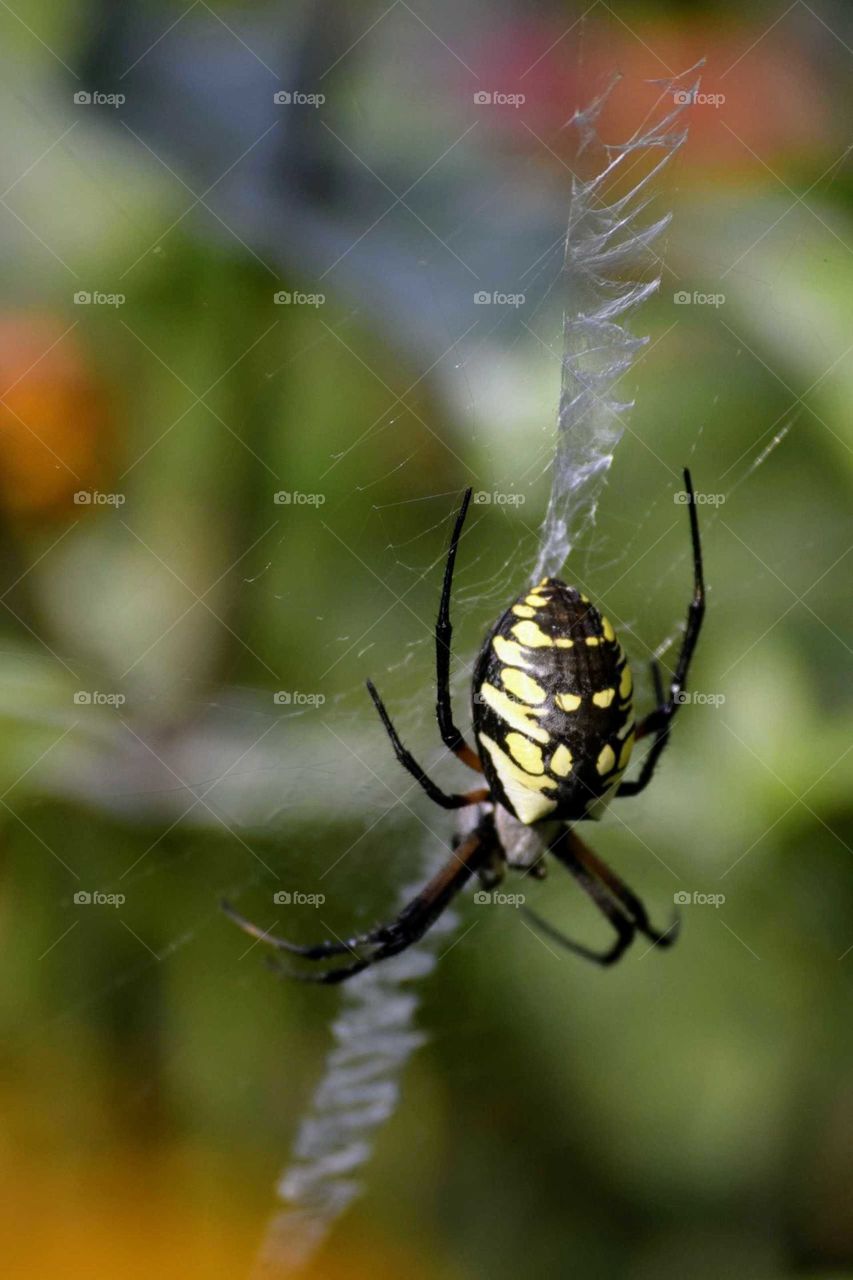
left=479, top=733, right=557, bottom=824
left=592, top=688, right=615, bottom=709
left=525, top=593, right=548, bottom=608
left=550, top=744, right=573, bottom=777
left=619, top=664, right=633, bottom=699
left=511, top=604, right=535, bottom=619
left=618, top=730, right=636, bottom=770
left=596, top=744, right=616, bottom=775
left=554, top=637, right=574, bottom=648
left=505, top=733, right=545, bottom=774
left=493, top=635, right=533, bottom=668
left=585, top=635, right=601, bottom=647
left=601, top=616, right=615, bottom=642
left=480, top=683, right=549, bottom=742
left=511, top=620, right=553, bottom=648
left=502, top=667, right=546, bottom=705
left=555, top=692, right=581, bottom=712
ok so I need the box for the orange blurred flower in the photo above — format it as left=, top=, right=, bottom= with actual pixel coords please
left=0, top=312, right=114, bottom=523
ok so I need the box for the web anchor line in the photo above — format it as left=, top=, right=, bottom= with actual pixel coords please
left=534, top=60, right=704, bottom=582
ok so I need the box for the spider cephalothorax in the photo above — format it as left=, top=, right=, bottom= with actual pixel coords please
left=225, top=472, right=705, bottom=983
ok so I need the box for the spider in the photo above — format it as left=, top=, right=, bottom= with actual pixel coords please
left=224, top=470, right=705, bottom=983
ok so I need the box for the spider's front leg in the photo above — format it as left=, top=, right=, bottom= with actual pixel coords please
left=223, top=810, right=498, bottom=984
left=366, top=680, right=488, bottom=810
left=434, top=487, right=483, bottom=774
left=619, top=467, right=706, bottom=798
left=365, top=487, right=486, bottom=809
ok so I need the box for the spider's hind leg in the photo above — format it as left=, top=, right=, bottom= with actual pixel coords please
left=571, top=833, right=680, bottom=948
left=521, top=827, right=676, bottom=967
left=224, top=811, right=498, bottom=984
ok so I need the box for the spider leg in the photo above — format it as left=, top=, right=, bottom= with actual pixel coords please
left=366, top=679, right=488, bottom=810
left=630, top=658, right=664, bottom=746
left=521, top=827, right=677, bottom=966
left=651, top=656, right=665, bottom=704
left=521, top=829, right=634, bottom=966
left=619, top=466, right=705, bottom=797
left=435, top=487, right=483, bottom=773
left=522, top=906, right=633, bottom=966
left=568, top=829, right=680, bottom=948
left=223, top=814, right=497, bottom=984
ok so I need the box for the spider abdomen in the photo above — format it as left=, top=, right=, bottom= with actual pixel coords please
left=471, top=578, right=635, bottom=825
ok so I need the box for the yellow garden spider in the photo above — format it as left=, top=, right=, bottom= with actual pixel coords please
left=225, top=470, right=704, bottom=982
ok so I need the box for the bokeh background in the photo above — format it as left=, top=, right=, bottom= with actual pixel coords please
left=1, top=1, right=851, bottom=1277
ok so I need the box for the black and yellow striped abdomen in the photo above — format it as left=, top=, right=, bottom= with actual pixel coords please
left=471, top=577, right=635, bottom=825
